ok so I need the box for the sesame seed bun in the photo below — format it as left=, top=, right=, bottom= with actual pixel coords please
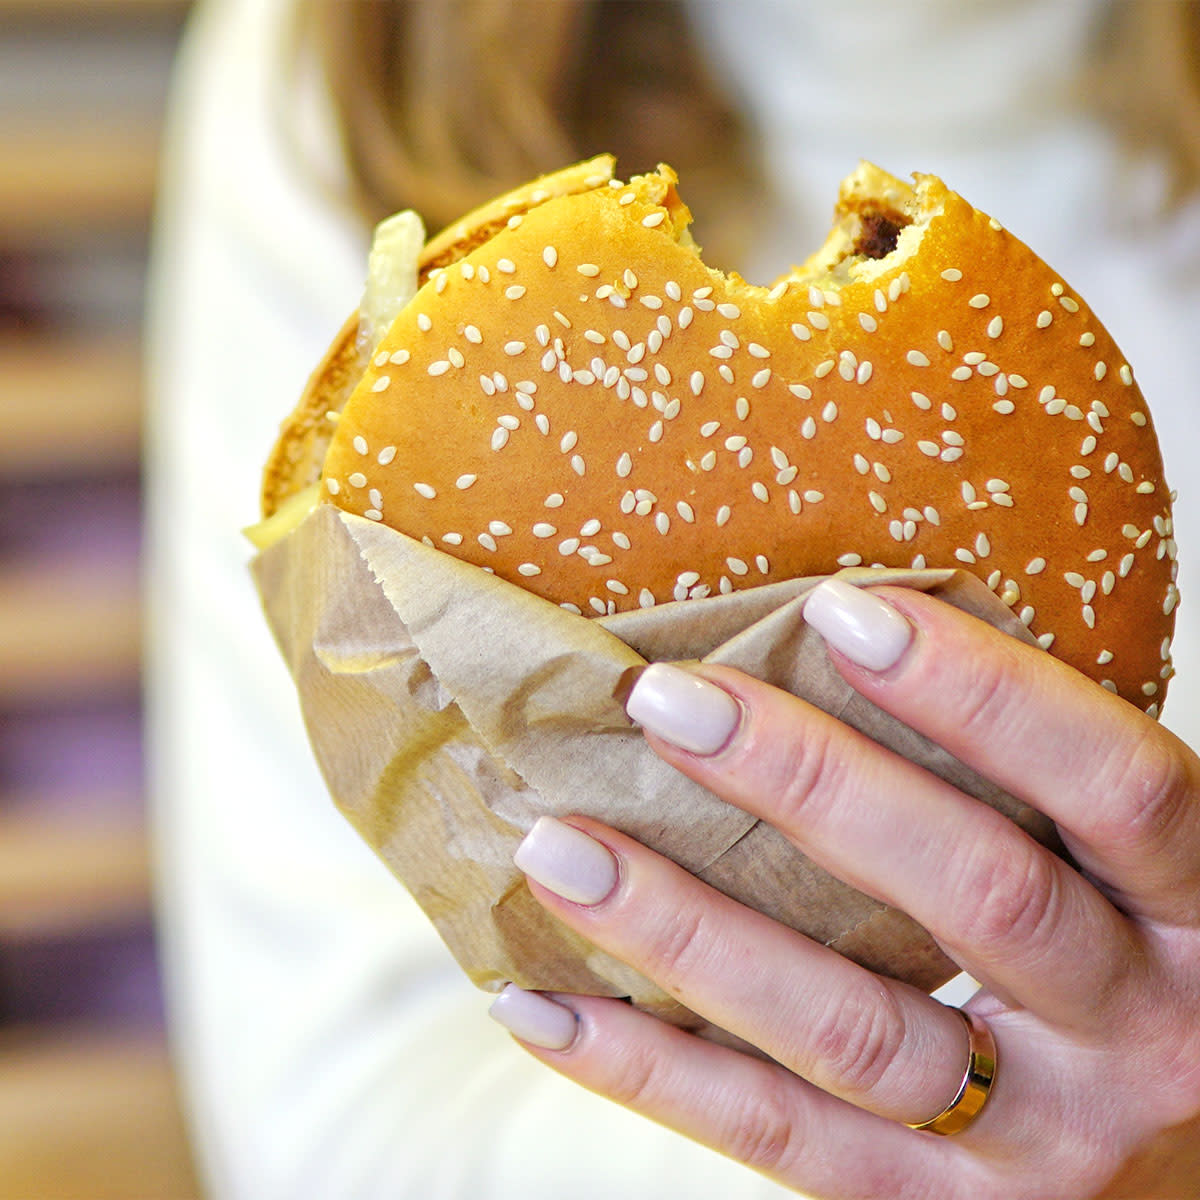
left=265, top=157, right=1178, bottom=713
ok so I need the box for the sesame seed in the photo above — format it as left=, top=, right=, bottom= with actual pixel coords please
left=690, top=370, right=705, bottom=396
left=726, top=557, right=749, bottom=575
left=716, top=506, right=731, bottom=527
left=676, top=502, right=695, bottom=523
left=518, top=563, right=542, bottom=577
left=752, top=482, right=769, bottom=502
left=542, top=246, right=558, bottom=267
left=417, top=313, right=432, bottom=331
left=941, top=268, right=963, bottom=282
left=478, top=533, right=497, bottom=552
left=558, top=538, right=580, bottom=555
left=325, top=478, right=340, bottom=496
left=642, top=211, right=666, bottom=228
left=364, top=509, right=382, bottom=522
left=987, top=316, right=1004, bottom=338
left=969, top=294, right=990, bottom=309
left=348, top=472, right=367, bottom=488
left=389, top=349, right=410, bottom=365
left=907, top=350, right=930, bottom=367
left=491, top=428, right=510, bottom=451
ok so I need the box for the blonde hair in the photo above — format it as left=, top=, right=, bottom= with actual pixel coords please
left=286, top=0, right=1200, bottom=250
left=286, top=0, right=761, bottom=260
left=1092, top=0, right=1200, bottom=207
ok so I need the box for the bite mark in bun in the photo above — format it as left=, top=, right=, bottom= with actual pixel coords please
left=263, top=156, right=1178, bottom=713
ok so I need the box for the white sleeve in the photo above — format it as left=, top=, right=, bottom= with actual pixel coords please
left=144, top=2, right=796, bottom=1196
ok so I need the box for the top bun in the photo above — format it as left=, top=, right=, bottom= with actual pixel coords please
left=266, top=157, right=1178, bottom=713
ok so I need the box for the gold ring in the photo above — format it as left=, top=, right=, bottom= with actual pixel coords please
left=906, top=1007, right=997, bottom=1137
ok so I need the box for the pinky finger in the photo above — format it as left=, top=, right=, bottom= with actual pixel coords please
left=491, top=987, right=949, bottom=1200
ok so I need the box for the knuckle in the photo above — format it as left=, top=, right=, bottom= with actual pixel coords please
left=604, top=1041, right=663, bottom=1111
left=641, top=904, right=712, bottom=998
left=951, top=835, right=1062, bottom=956
left=806, top=985, right=908, bottom=1097
left=948, top=650, right=1026, bottom=746
left=1091, top=725, right=1196, bottom=858
left=721, top=1075, right=804, bottom=1174
left=766, top=723, right=854, bottom=829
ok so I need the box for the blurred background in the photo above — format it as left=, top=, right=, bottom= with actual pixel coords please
left=0, top=0, right=200, bottom=1195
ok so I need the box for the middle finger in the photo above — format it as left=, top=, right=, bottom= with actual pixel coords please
left=622, top=660, right=1142, bottom=1031
left=515, top=813, right=978, bottom=1129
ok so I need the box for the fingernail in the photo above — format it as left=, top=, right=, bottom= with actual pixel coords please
left=804, top=579, right=913, bottom=672
left=514, top=816, right=619, bottom=905
left=625, top=663, right=741, bottom=755
left=488, top=984, right=578, bottom=1050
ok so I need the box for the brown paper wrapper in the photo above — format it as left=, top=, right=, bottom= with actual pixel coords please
left=253, top=505, right=1061, bottom=1025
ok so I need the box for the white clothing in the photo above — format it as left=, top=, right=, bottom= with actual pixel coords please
left=145, top=1, right=1200, bottom=1197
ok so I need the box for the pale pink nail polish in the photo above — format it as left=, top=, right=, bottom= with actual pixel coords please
left=625, top=662, right=741, bottom=755
left=488, top=984, right=578, bottom=1050
left=515, top=816, right=618, bottom=905
left=803, top=579, right=913, bottom=671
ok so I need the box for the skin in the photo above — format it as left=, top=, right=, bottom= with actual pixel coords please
left=509, top=588, right=1200, bottom=1198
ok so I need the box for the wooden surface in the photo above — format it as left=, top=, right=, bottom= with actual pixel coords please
left=0, top=1029, right=201, bottom=1200
left=0, top=122, right=163, bottom=241
left=0, top=814, right=150, bottom=938
left=0, top=560, right=141, bottom=702
left=0, top=336, right=143, bottom=474
left=0, top=3, right=201, bottom=1196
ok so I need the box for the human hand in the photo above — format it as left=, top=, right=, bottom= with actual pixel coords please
left=489, top=580, right=1200, bottom=1199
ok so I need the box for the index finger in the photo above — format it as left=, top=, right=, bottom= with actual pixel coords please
left=812, top=581, right=1200, bottom=926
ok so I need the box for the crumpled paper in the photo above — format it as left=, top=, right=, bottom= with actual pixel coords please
left=253, top=504, right=1062, bottom=1025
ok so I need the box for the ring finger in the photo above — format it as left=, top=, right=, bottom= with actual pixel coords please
left=514, top=813, right=983, bottom=1130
